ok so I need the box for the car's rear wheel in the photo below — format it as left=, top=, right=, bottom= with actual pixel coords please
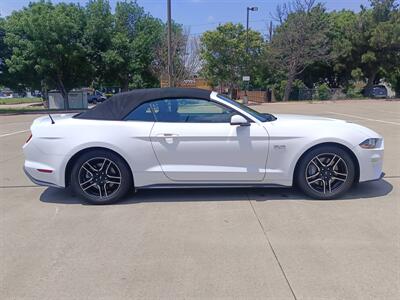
left=296, top=145, right=355, bottom=200
left=70, top=150, right=132, bottom=204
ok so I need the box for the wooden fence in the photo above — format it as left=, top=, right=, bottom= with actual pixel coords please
left=238, top=90, right=269, bottom=103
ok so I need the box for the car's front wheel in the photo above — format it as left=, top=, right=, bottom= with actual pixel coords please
left=70, top=150, right=132, bottom=204
left=296, top=145, right=355, bottom=200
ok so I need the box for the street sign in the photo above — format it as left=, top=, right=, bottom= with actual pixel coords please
left=243, top=76, right=250, bottom=81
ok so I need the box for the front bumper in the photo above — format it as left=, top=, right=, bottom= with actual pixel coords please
left=354, top=147, right=384, bottom=182
left=372, top=172, right=385, bottom=181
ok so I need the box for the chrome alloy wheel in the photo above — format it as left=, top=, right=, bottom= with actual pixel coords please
left=305, top=153, right=349, bottom=194
left=78, top=157, right=122, bottom=199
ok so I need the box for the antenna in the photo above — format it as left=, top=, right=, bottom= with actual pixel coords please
left=48, top=113, right=55, bottom=124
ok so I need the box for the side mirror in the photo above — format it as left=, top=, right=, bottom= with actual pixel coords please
left=230, top=114, right=250, bottom=126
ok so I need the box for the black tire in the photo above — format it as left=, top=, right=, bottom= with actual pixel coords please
left=70, top=149, right=132, bottom=204
left=295, top=145, right=355, bottom=200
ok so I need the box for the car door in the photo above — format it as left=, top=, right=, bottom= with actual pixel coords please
left=149, top=98, right=269, bottom=182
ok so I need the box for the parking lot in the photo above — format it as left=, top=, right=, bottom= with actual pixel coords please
left=1, top=100, right=399, bottom=299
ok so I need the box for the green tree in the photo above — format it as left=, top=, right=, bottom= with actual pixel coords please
left=386, top=67, right=400, bottom=97
left=103, top=0, right=163, bottom=91
left=0, top=16, right=9, bottom=87
left=311, top=1, right=399, bottom=91
left=327, top=10, right=359, bottom=86
left=270, top=1, right=331, bottom=101
left=4, top=1, right=91, bottom=108
left=200, top=23, right=264, bottom=94
left=252, top=45, right=278, bottom=89
left=356, top=0, right=400, bottom=88
left=299, top=10, right=361, bottom=89
left=1, top=15, right=39, bottom=92
left=84, top=0, right=113, bottom=87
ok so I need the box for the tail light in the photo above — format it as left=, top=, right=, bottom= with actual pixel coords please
left=26, top=133, right=32, bottom=143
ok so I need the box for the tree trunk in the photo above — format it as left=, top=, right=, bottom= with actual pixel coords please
left=228, top=83, right=234, bottom=99
left=283, top=71, right=296, bottom=101
left=41, top=80, right=48, bottom=108
left=56, top=74, right=69, bottom=110
left=121, top=76, right=129, bottom=92
left=366, top=70, right=378, bottom=89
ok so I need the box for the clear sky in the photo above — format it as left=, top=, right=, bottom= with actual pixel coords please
left=1, top=0, right=371, bottom=37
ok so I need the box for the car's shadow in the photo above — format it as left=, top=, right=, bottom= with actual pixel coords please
left=40, top=179, right=394, bottom=205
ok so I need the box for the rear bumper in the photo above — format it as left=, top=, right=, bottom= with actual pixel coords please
left=23, top=139, right=67, bottom=188
left=23, top=166, right=62, bottom=188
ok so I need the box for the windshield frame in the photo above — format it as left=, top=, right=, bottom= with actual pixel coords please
left=216, top=94, right=276, bottom=122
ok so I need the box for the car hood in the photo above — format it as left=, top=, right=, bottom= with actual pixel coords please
left=272, top=114, right=345, bottom=122
left=267, top=114, right=381, bottom=139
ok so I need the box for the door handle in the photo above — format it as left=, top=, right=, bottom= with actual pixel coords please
left=156, top=133, right=179, bottom=144
left=157, top=133, right=179, bottom=137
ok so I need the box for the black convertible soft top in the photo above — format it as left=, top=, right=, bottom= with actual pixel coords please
left=75, top=87, right=212, bottom=120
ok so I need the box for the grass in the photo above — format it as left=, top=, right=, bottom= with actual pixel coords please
left=0, top=97, right=42, bottom=105
left=0, top=107, right=45, bottom=114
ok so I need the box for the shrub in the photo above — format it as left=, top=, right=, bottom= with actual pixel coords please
left=345, top=86, right=364, bottom=98
left=273, top=79, right=306, bottom=101
left=315, top=83, right=331, bottom=100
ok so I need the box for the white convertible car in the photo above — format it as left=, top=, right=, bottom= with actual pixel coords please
left=23, top=88, right=384, bottom=204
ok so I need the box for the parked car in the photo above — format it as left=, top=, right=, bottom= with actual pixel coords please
left=23, top=88, right=384, bottom=204
left=31, top=90, right=42, bottom=98
left=363, top=85, right=388, bottom=98
left=101, top=86, right=121, bottom=98
left=0, top=88, right=13, bottom=98
left=13, top=91, right=27, bottom=98
left=87, top=90, right=107, bottom=104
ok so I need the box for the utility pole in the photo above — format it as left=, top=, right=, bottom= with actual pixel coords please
left=246, top=8, right=250, bottom=56
left=269, top=21, right=273, bottom=42
left=244, top=6, right=258, bottom=104
left=167, top=0, right=173, bottom=87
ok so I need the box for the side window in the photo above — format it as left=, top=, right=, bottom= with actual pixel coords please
left=151, top=98, right=236, bottom=123
left=124, top=102, right=155, bottom=121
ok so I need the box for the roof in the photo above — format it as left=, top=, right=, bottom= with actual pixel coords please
left=75, top=88, right=212, bottom=120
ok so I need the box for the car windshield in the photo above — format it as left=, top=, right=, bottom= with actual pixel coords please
left=217, top=94, right=276, bottom=122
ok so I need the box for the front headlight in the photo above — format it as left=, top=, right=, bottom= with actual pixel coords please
left=359, top=138, right=382, bottom=149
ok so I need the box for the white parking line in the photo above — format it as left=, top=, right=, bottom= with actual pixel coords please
left=0, top=129, right=29, bottom=138
left=327, top=112, right=400, bottom=126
